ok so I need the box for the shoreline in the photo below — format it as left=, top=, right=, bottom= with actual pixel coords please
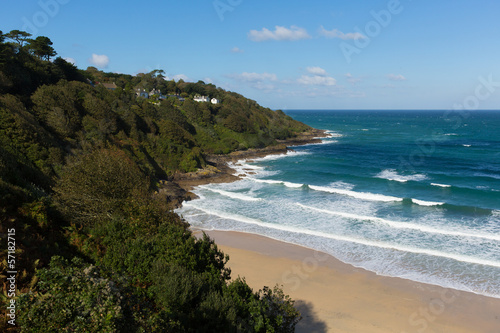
left=172, top=128, right=327, bottom=193
left=158, top=128, right=327, bottom=208
left=173, top=129, right=500, bottom=331
left=194, top=229, right=500, bottom=333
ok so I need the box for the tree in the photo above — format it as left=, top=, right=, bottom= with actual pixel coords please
left=31, top=82, right=84, bottom=138
left=28, top=36, right=57, bottom=60
left=5, top=29, right=32, bottom=47
left=150, top=69, right=165, bottom=79
left=0, top=30, right=8, bottom=66
left=53, top=148, right=150, bottom=226
left=18, top=256, right=128, bottom=333
left=53, top=57, right=84, bottom=81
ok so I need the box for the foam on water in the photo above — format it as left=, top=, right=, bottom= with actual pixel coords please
left=250, top=150, right=311, bottom=162
left=198, top=186, right=261, bottom=202
left=251, top=178, right=304, bottom=188
left=304, top=139, right=339, bottom=146
left=182, top=202, right=500, bottom=269
left=247, top=177, right=449, bottom=207
left=431, top=183, right=452, bottom=188
left=296, top=203, right=500, bottom=241
left=308, top=185, right=403, bottom=202
left=229, top=161, right=279, bottom=178
left=411, top=199, right=445, bottom=206
left=328, top=181, right=355, bottom=190
left=376, top=169, right=428, bottom=183
left=325, top=130, right=344, bottom=138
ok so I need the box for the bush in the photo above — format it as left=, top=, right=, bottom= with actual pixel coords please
left=53, top=148, right=149, bottom=227
left=18, top=256, right=127, bottom=333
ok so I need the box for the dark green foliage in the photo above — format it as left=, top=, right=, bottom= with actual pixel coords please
left=252, top=286, right=302, bottom=333
left=53, top=148, right=150, bottom=227
left=31, top=81, right=85, bottom=137
left=53, top=57, right=86, bottom=82
left=5, top=30, right=32, bottom=47
left=18, top=257, right=127, bottom=333
left=0, top=94, right=60, bottom=188
left=27, top=36, right=57, bottom=60
left=1, top=30, right=305, bottom=332
left=0, top=32, right=81, bottom=98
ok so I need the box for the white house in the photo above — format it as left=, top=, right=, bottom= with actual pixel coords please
left=210, top=98, right=220, bottom=104
left=194, top=95, right=210, bottom=103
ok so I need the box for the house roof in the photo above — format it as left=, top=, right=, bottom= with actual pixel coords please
left=101, top=82, right=118, bottom=90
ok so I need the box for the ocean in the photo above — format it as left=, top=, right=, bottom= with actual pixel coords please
left=176, top=110, right=500, bottom=298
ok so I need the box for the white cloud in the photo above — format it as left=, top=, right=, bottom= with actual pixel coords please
left=306, top=66, right=327, bottom=76
left=170, top=74, right=190, bottom=82
left=319, top=26, right=366, bottom=40
left=297, top=75, right=336, bottom=86
left=230, top=72, right=278, bottom=82
left=248, top=25, right=311, bottom=42
left=63, top=57, right=76, bottom=65
left=387, top=74, right=407, bottom=81
left=231, top=47, right=244, bottom=53
left=88, top=53, right=109, bottom=68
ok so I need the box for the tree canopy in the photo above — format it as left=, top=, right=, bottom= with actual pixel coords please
left=0, top=29, right=308, bottom=332
left=28, top=36, right=57, bottom=60
left=5, top=29, right=32, bottom=47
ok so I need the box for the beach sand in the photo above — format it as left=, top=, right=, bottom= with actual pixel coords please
left=196, top=230, right=500, bottom=333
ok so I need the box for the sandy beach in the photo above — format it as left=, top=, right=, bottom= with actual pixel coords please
left=181, top=128, right=500, bottom=332
left=195, top=230, right=500, bottom=333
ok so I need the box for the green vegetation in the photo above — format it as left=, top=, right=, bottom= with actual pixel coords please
left=0, top=30, right=309, bottom=332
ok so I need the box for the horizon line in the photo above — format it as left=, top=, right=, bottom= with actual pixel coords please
left=280, top=108, right=500, bottom=111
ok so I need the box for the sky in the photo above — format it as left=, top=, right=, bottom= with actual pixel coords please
left=3, top=0, right=500, bottom=110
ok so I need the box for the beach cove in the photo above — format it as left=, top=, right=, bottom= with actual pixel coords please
left=177, top=110, right=500, bottom=332
left=182, top=151, right=500, bottom=332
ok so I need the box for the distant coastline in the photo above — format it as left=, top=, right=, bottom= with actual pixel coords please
left=169, top=128, right=328, bottom=204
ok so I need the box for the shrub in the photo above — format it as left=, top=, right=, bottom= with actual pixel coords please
left=53, top=148, right=149, bottom=227
left=18, top=256, right=127, bottom=333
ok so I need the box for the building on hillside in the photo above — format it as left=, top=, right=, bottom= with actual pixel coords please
left=167, top=94, right=185, bottom=102
left=210, top=98, right=220, bottom=104
left=194, top=95, right=210, bottom=103
left=136, top=89, right=149, bottom=98
left=149, top=89, right=166, bottom=100
left=101, top=82, right=117, bottom=90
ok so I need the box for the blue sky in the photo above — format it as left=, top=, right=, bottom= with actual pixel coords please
left=3, top=0, right=500, bottom=110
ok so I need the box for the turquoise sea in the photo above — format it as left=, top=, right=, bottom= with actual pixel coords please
left=176, top=110, right=500, bottom=298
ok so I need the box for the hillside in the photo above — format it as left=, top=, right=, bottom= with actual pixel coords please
left=0, top=30, right=313, bottom=332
